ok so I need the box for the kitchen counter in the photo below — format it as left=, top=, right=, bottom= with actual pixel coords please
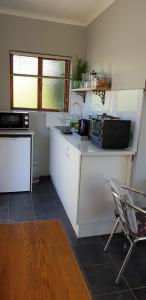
left=51, top=127, right=135, bottom=156
left=49, top=126, right=133, bottom=237
left=0, top=130, right=34, bottom=136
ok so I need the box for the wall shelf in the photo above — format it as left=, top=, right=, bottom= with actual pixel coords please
left=71, top=87, right=111, bottom=105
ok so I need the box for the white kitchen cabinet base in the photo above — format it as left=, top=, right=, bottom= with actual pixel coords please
left=49, top=128, right=133, bottom=237
left=77, top=221, right=121, bottom=238
left=60, top=217, right=119, bottom=238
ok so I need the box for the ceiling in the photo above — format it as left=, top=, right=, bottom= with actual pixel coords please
left=0, top=0, right=115, bottom=26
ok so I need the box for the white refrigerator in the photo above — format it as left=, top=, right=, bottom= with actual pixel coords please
left=0, top=137, right=31, bottom=193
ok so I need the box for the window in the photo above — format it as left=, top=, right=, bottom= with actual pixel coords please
left=10, top=51, right=71, bottom=111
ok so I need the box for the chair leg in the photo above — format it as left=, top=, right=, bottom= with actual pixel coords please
left=104, top=217, right=120, bottom=252
left=115, top=242, right=135, bottom=284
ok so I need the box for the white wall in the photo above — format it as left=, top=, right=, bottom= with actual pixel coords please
left=0, top=13, right=85, bottom=175
left=85, top=0, right=146, bottom=191
left=86, top=0, right=146, bottom=90
left=131, top=97, right=146, bottom=192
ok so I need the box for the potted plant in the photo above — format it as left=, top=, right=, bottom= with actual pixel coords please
left=72, top=57, right=88, bottom=88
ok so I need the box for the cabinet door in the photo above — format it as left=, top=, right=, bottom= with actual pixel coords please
left=49, top=131, right=58, bottom=183
left=0, top=137, right=31, bottom=192
left=63, top=144, right=81, bottom=225
left=49, top=130, right=81, bottom=226
left=49, top=131, right=67, bottom=200
left=78, top=155, right=132, bottom=224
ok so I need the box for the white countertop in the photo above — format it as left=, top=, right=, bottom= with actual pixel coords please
left=51, top=127, right=136, bottom=156
left=0, top=130, right=34, bottom=136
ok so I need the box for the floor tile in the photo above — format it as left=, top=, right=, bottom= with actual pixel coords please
left=33, top=199, right=59, bottom=220
left=9, top=217, right=35, bottom=223
left=76, top=236, right=100, bottom=246
left=32, top=190, right=55, bottom=202
left=136, top=241, right=146, bottom=258
left=32, top=178, right=51, bottom=195
left=32, top=192, right=54, bottom=204
left=133, top=287, right=146, bottom=300
left=117, top=258, right=146, bottom=289
left=75, top=242, right=112, bottom=267
left=64, top=226, right=79, bottom=245
left=57, top=209, right=73, bottom=229
left=68, top=235, right=100, bottom=247
left=0, top=193, right=9, bottom=220
left=48, top=180, right=58, bottom=196
left=94, top=290, right=136, bottom=300
left=9, top=192, right=34, bottom=221
left=106, top=238, right=142, bottom=264
left=32, top=193, right=55, bottom=206
left=84, top=263, right=129, bottom=295
left=0, top=219, right=9, bottom=224
left=48, top=179, right=63, bottom=207
left=100, top=233, right=126, bottom=246
left=1, top=178, right=142, bottom=299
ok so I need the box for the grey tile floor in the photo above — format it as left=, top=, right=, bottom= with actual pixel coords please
left=0, top=177, right=146, bottom=300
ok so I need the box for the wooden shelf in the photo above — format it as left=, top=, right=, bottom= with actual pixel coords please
left=71, top=87, right=111, bottom=92
left=71, top=87, right=111, bottom=104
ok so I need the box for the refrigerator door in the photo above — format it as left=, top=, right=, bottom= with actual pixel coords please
left=0, top=137, right=31, bottom=192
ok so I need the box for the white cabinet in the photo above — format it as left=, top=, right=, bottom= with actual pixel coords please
left=0, top=137, right=32, bottom=193
left=49, top=130, right=81, bottom=232
left=78, top=155, right=132, bottom=234
left=49, top=128, right=133, bottom=237
left=62, top=143, right=81, bottom=227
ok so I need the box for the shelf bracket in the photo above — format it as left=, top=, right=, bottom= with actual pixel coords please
left=74, top=89, right=106, bottom=105
left=93, top=90, right=105, bottom=105
left=75, top=91, right=86, bottom=103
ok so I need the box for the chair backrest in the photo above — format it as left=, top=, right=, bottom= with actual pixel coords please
left=108, top=179, right=138, bottom=236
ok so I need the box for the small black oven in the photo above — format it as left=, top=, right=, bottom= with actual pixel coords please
left=0, top=112, right=29, bottom=130
left=89, top=114, right=131, bottom=149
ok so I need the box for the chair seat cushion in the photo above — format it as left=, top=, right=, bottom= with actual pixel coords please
left=136, top=208, right=146, bottom=237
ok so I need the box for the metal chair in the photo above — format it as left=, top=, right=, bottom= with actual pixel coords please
left=104, top=179, right=146, bottom=284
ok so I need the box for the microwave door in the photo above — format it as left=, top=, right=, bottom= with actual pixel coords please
left=0, top=113, right=23, bottom=129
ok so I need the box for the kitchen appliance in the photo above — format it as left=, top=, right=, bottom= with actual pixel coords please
left=0, top=136, right=31, bottom=192
left=0, top=111, right=29, bottom=130
left=89, top=114, right=131, bottom=149
left=78, top=119, right=90, bottom=136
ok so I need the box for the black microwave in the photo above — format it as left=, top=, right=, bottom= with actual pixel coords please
left=89, top=114, right=131, bottom=149
left=0, top=112, right=29, bottom=130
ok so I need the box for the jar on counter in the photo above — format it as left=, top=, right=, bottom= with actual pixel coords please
left=96, top=72, right=111, bottom=88
left=90, top=70, right=97, bottom=88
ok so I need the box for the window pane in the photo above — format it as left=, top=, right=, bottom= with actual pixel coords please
left=13, top=76, right=38, bottom=108
left=13, top=55, right=38, bottom=75
left=43, top=60, right=65, bottom=77
left=42, top=78, right=64, bottom=110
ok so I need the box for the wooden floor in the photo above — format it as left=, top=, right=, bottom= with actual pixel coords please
left=0, top=220, right=92, bottom=300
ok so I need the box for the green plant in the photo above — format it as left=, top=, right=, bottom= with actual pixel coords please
left=73, top=57, right=88, bottom=81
